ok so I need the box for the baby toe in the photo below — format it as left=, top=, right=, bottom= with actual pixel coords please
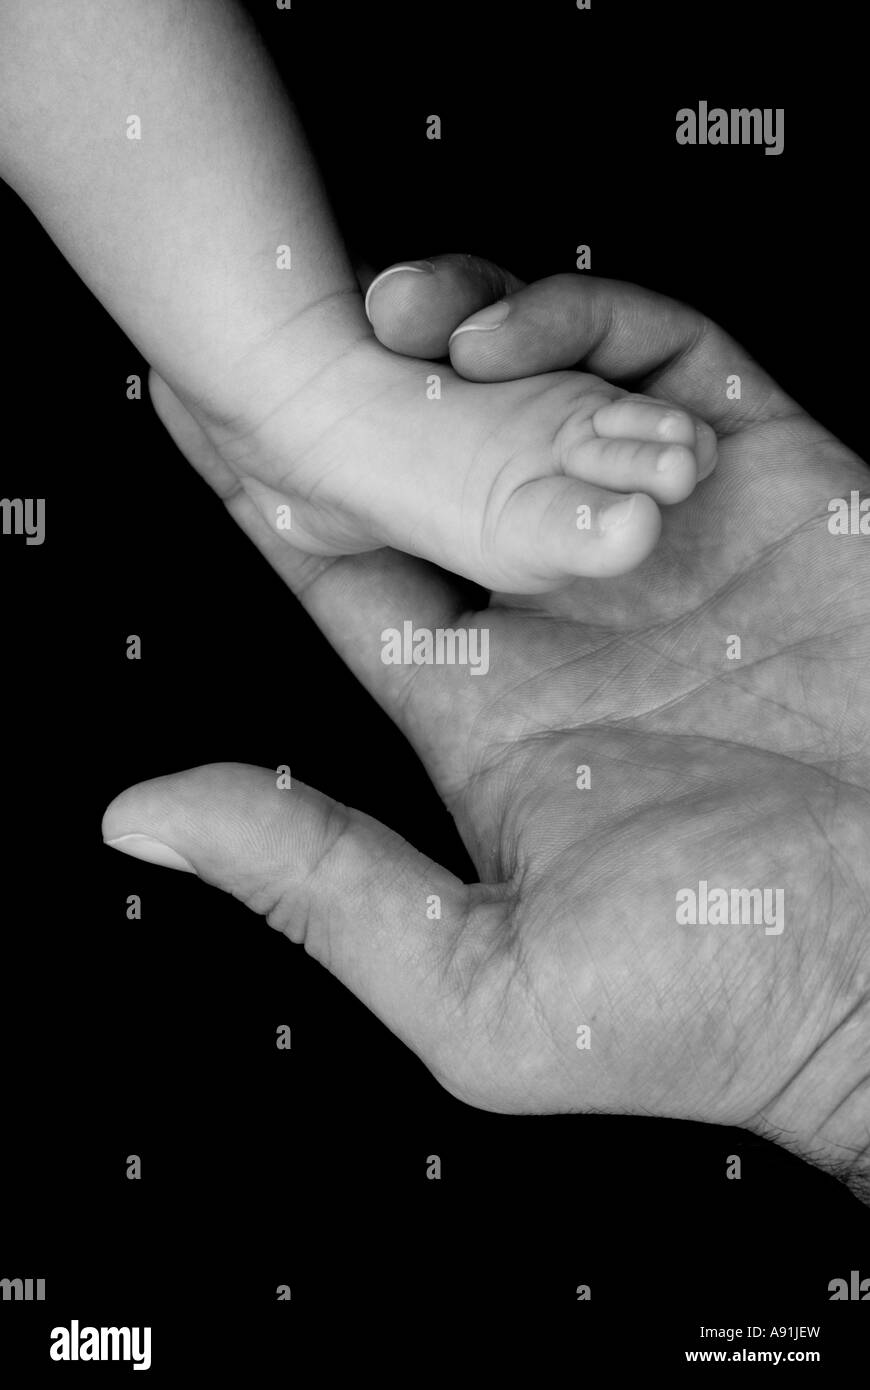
left=564, top=436, right=699, bottom=505
left=591, top=397, right=718, bottom=481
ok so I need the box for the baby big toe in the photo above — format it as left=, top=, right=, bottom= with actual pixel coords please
left=493, top=476, right=662, bottom=589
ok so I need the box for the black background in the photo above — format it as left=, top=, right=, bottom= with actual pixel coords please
left=1, top=0, right=867, bottom=1375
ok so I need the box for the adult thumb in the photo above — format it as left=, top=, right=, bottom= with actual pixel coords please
left=102, top=762, right=472, bottom=1058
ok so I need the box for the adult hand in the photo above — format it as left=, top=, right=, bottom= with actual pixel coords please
left=104, top=264, right=870, bottom=1197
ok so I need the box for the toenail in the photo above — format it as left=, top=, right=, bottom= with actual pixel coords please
left=696, top=422, right=719, bottom=479
left=448, top=300, right=511, bottom=343
left=364, top=263, right=433, bottom=323
left=599, top=495, right=637, bottom=533
left=656, top=410, right=689, bottom=440
left=656, top=445, right=691, bottom=473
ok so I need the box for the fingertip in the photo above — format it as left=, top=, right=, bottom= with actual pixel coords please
left=447, top=300, right=511, bottom=344
left=363, top=262, right=434, bottom=326
left=366, top=261, right=480, bottom=358
left=365, top=254, right=519, bottom=359
left=104, top=833, right=197, bottom=874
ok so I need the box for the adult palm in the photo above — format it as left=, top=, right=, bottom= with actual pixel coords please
left=105, top=267, right=870, bottom=1187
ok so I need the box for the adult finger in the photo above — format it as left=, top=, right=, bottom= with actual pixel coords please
left=102, top=762, right=485, bottom=1062
left=446, top=273, right=800, bottom=435
left=364, top=253, right=525, bottom=359
left=366, top=259, right=799, bottom=435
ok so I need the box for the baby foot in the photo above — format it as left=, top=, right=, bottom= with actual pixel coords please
left=154, top=312, right=718, bottom=593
